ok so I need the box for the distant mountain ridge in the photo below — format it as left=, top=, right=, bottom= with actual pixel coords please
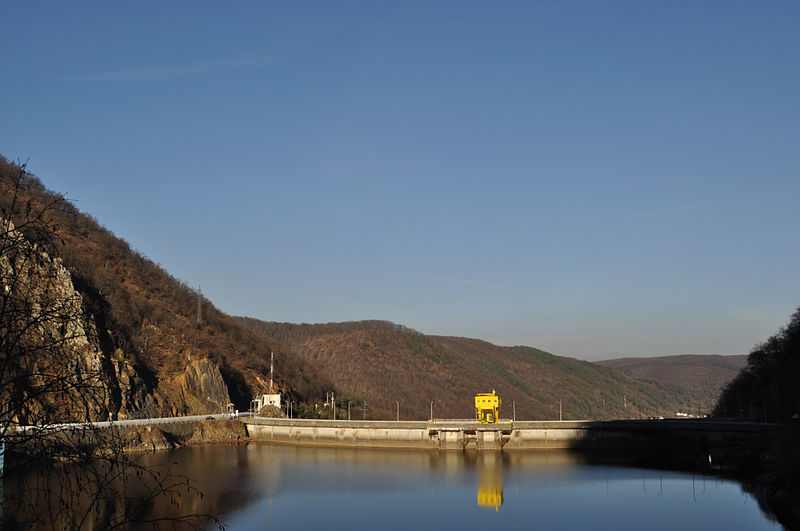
left=0, top=155, right=748, bottom=424
left=596, top=354, right=747, bottom=414
left=240, top=318, right=729, bottom=421
left=596, top=354, right=747, bottom=379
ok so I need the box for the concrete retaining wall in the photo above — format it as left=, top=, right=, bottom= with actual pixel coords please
left=246, top=419, right=434, bottom=449
left=243, top=418, right=775, bottom=453
left=244, top=418, right=578, bottom=451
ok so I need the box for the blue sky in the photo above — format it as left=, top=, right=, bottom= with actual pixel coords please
left=2, top=1, right=799, bottom=360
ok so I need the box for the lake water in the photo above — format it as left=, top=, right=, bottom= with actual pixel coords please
left=2, top=444, right=784, bottom=530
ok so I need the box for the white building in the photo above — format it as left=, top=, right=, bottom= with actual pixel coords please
left=251, top=393, right=281, bottom=413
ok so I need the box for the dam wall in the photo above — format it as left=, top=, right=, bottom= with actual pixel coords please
left=246, top=419, right=436, bottom=449
left=244, top=417, right=775, bottom=453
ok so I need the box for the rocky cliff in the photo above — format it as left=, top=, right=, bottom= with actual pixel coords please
left=159, top=359, right=231, bottom=417
left=1, top=157, right=331, bottom=425
left=1, top=215, right=230, bottom=424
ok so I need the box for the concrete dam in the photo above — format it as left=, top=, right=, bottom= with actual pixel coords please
left=243, top=417, right=773, bottom=456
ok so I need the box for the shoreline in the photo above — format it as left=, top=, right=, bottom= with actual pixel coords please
left=7, top=415, right=779, bottom=457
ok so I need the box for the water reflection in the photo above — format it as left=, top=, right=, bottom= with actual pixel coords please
left=476, top=453, right=503, bottom=511
left=1, top=444, right=786, bottom=530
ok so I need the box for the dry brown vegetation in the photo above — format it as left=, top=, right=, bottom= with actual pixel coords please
left=596, top=354, right=747, bottom=414
left=0, top=154, right=746, bottom=424
left=0, top=156, right=331, bottom=416
left=241, top=318, right=720, bottom=421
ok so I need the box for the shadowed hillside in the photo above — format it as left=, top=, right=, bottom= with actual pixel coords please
left=715, top=307, right=800, bottom=422
left=596, top=354, right=747, bottom=415
left=711, top=306, right=800, bottom=528
left=240, top=319, right=708, bottom=421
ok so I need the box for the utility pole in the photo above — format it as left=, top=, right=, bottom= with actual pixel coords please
left=196, top=286, right=202, bottom=326
left=396, top=401, right=399, bottom=421
left=559, top=400, right=562, bottom=421
left=430, top=401, right=434, bottom=421
left=513, top=401, right=516, bottom=422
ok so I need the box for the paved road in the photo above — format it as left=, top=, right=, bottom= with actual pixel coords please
left=14, top=411, right=254, bottom=433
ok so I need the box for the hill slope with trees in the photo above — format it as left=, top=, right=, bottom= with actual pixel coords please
left=0, top=156, right=331, bottom=423
left=711, top=306, right=800, bottom=529
left=1, top=154, right=756, bottom=426
left=596, top=354, right=747, bottom=415
left=714, top=307, right=800, bottom=422
left=240, top=318, right=714, bottom=421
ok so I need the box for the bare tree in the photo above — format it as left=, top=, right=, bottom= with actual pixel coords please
left=0, top=162, right=221, bottom=529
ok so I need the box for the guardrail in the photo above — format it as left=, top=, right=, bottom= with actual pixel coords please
left=11, top=412, right=242, bottom=434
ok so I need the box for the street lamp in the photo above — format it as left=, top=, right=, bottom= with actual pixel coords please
left=395, top=401, right=399, bottom=422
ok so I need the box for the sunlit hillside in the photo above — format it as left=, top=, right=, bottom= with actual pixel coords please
left=0, top=156, right=332, bottom=419
left=240, top=319, right=714, bottom=421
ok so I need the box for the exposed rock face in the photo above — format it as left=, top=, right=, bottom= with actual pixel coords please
left=188, top=419, right=248, bottom=443
left=121, top=425, right=174, bottom=452
left=1, top=217, right=113, bottom=423
left=111, top=355, right=160, bottom=419
left=1, top=217, right=232, bottom=424
left=160, top=359, right=231, bottom=416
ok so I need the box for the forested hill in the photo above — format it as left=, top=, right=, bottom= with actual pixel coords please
left=2, top=154, right=763, bottom=424
left=596, top=354, right=747, bottom=415
left=239, top=318, right=715, bottom=421
left=714, top=306, right=800, bottom=421
left=0, top=156, right=331, bottom=421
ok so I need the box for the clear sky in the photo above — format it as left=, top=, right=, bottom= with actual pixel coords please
left=2, top=1, right=799, bottom=360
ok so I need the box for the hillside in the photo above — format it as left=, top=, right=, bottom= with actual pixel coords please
left=0, top=156, right=331, bottom=423
left=0, top=155, right=748, bottom=426
left=711, top=307, right=800, bottom=528
left=240, top=319, right=708, bottom=421
left=596, top=354, right=747, bottom=415
left=715, top=306, right=800, bottom=421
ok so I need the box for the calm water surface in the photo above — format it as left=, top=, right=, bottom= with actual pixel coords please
left=151, top=444, right=780, bottom=531
left=3, top=443, right=782, bottom=529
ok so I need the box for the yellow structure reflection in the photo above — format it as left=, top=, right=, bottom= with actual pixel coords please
left=476, top=453, right=504, bottom=511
